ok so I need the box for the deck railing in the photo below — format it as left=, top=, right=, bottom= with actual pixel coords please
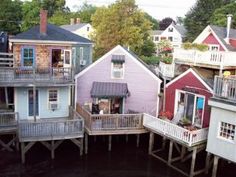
left=214, top=76, right=236, bottom=101
left=0, top=112, right=18, bottom=128
left=0, top=52, right=14, bottom=67
left=76, top=103, right=144, bottom=132
left=18, top=109, right=84, bottom=142
left=159, top=61, right=175, bottom=78
left=143, top=114, right=208, bottom=146
left=174, top=48, right=236, bottom=68
left=0, top=67, right=73, bottom=83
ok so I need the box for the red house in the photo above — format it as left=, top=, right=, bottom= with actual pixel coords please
left=165, top=68, right=213, bottom=128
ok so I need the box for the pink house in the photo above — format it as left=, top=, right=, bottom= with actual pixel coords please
left=75, top=45, right=162, bottom=116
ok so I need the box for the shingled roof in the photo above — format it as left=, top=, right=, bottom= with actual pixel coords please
left=61, top=23, right=88, bottom=31
left=10, top=23, right=92, bottom=44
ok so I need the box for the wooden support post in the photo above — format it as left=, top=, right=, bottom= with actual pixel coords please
left=212, top=156, right=219, bottom=177
left=80, top=138, right=83, bottom=156
left=4, top=87, right=9, bottom=108
left=168, top=141, right=173, bottom=166
left=205, top=152, right=211, bottom=174
left=21, top=142, right=25, bottom=164
left=162, top=137, right=166, bottom=150
left=190, top=147, right=197, bottom=177
left=108, top=135, right=112, bottom=151
left=85, top=133, right=88, bottom=154
left=148, top=132, right=154, bottom=155
left=136, top=134, right=140, bottom=148
left=125, top=135, right=128, bottom=143
left=51, top=140, right=55, bottom=160
left=180, top=146, right=186, bottom=162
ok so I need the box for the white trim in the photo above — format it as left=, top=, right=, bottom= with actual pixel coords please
left=74, top=80, right=78, bottom=110
left=193, top=25, right=228, bottom=51
left=14, top=87, right=17, bottom=114
left=166, top=68, right=213, bottom=93
left=111, top=62, right=125, bottom=79
left=47, top=88, right=59, bottom=110
left=63, top=49, right=72, bottom=67
left=75, top=45, right=162, bottom=83
left=27, top=88, right=40, bottom=119
left=155, top=82, right=161, bottom=117
left=9, top=39, right=93, bottom=45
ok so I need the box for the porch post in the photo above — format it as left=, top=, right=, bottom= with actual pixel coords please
left=148, top=132, right=154, bottom=155
left=4, top=87, right=9, bottom=108
left=212, top=156, right=219, bottom=177
left=33, top=85, right=36, bottom=122
left=163, top=78, right=166, bottom=111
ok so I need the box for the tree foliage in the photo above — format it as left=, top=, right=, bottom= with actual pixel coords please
left=76, top=3, right=97, bottom=23
left=184, top=0, right=230, bottom=41
left=144, top=13, right=159, bottom=30
left=210, top=2, right=236, bottom=28
left=91, top=0, right=154, bottom=58
left=159, top=17, right=175, bottom=30
left=0, top=0, right=22, bottom=34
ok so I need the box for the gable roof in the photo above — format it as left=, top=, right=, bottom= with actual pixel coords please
left=166, top=68, right=213, bottom=93
left=75, top=45, right=162, bottom=83
left=151, top=30, right=163, bottom=35
left=194, top=25, right=236, bottom=51
left=61, top=23, right=89, bottom=31
left=173, top=25, right=187, bottom=37
left=10, top=23, right=92, bottom=44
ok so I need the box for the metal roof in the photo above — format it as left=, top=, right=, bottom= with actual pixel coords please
left=90, top=82, right=129, bottom=98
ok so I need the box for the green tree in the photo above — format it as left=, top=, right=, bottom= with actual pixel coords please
left=210, top=2, right=236, bottom=28
left=144, top=13, right=159, bottom=30
left=184, top=0, right=229, bottom=41
left=48, top=11, right=73, bottom=26
left=91, top=0, right=153, bottom=58
left=0, top=0, right=22, bottom=34
left=159, top=17, right=175, bottom=30
left=77, top=3, right=97, bottom=23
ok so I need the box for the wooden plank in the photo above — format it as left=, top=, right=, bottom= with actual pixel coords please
left=148, top=132, right=154, bottom=155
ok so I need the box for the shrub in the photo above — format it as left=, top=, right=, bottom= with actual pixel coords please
left=140, top=56, right=161, bottom=65
left=182, top=43, right=208, bottom=51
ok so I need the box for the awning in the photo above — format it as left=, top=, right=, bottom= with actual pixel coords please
left=111, top=55, right=125, bottom=63
left=90, top=82, right=129, bottom=98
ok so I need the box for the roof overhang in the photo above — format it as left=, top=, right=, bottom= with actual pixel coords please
left=9, top=39, right=93, bottom=45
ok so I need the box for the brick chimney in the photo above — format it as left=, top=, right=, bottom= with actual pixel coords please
left=76, top=18, right=80, bottom=24
left=40, top=9, right=48, bottom=35
left=225, top=14, right=233, bottom=44
left=70, top=18, right=75, bottom=25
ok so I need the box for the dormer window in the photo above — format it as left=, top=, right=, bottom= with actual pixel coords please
left=209, top=44, right=219, bottom=51
left=168, top=27, right=173, bottom=32
left=111, top=55, right=125, bottom=79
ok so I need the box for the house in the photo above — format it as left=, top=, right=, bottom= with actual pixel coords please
left=143, top=68, right=212, bottom=177
left=151, top=23, right=186, bottom=48
left=174, top=15, right=236, bottom=73
left=0, top=9, right=91, bottom=162
left=61, top=18, right=94, bottom=40
left=206, top=73, right=236, bottom=177
left=75, top=45, right=161, bottom=116
left=75, top=45, right=161, bottom=153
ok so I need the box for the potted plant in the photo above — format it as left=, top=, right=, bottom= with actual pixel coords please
left=159, top=111, right=173, bottom=121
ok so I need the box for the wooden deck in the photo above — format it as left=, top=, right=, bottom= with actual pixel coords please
left=0, top=112, right=18, bottom=133
left=76, top=103, right=147, bottom=136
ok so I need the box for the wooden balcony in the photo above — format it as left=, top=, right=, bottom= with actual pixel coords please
left=143, top=114, right=208, bottom=147
left=158, top=61, right=175, bottom=79
left=174, top=48, right=236, bottom=69
left=76, top=104, right=147, bottom=135
left=0, top=112, right=18, bottom=133
left=213, top=76, right=236, bottom=102
left=18, top=110, right=84, bottom=142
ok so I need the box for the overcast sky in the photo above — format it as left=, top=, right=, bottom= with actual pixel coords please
left=66, top=0, right=197, bottom=20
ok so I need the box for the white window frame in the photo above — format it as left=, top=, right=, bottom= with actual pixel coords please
left=154, top=36, right=159, bottom=41
left=174, top=89, right=205, bottom=127
left=48, top=89, right=59, bottom=110
left=111, top=62, right=124, bottom=79
left=80, top=47, right=84, bottom=60
left=218, top=121, right=235, bottom=143
left=209, top=44, right=220, bottom=51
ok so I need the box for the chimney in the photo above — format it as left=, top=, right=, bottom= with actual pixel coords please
left=70, top=18, right=75, bottom=25
left=76, top=18, right=80, bottom=24
left=225, top=14, right=233, bottom=44
left=40, top=9, right=48, bottom=35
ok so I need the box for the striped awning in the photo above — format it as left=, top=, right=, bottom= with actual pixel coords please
left=90, top=82, right=129, bottom=98
left=111, top=55, right=125, bottom=63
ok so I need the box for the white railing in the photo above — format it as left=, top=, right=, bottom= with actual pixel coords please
left=159, top=61, right=175, bottom=78
left=0, top=67, right=73, bottom=83
left=173, top=48, right=236, bottom=68
left=0, top=52, right=14, bottom=67
left=143, top=114, right=208, bottom=146
left=214, top=76, right=236, bottom=101
left=0, top=112, right=18, bottom=128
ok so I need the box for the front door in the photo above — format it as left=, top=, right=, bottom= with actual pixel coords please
left=63, top=50, right=72, bottom=68
left=28, top=90, right=39, bottom=117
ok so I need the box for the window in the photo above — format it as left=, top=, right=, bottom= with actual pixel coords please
left=48, top=89, right=58, bottom=102
left=168, top=27, right=173, bottom=32
left=175, top=90, right=205, bottom=127
left=112, top=62, right=124, bottom=79
left=161, top=37, right=166, bottom=40
left=168, top=37, right=173, bottom=42
left=87, top=26, right=90, bottom=31
left=22, top=48, right=34, bottom=67
left=80, top=47, right=84, bottom=60
left=219, top=122, right=235, bottom=141
left=154, top=36, right=159, bottom=41
left=209, top=45, right=219, bottom=51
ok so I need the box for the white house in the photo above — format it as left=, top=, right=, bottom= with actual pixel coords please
left=61, top=18, right=94, bottom=40
left=151, top=23, right=186, bottom=48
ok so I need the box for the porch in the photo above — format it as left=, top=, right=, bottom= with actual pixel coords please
left=158, top=61, right=175, bottom=79
left=173, top=48, right=236, bottom=69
